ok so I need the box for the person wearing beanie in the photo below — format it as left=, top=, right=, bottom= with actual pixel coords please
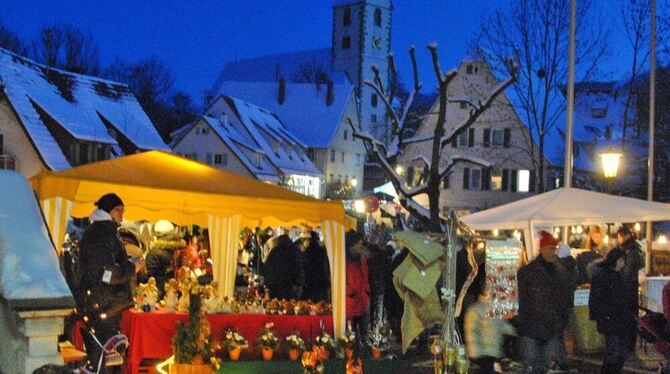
left=589, top=248, right=632, bottom=373
left=516, top=230, right=577, bottom=374
left=78, top=193, right=144, bottom=372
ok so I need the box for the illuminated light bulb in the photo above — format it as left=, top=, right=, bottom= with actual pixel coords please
left=492, top=229, right=499, bottom=237
left=634, top=222, right=641, bottom=232
left=570, top=226, right=576, bottom=234
left=477, top=242, right=485, bottom=249
left=354, top=200, right=365, bottom=213
left=100, top=313, right=107, bottom=320
left=603, top=235, right=610, bottom=245
left=513, top=230, right=521, bottom=240
left=659, top=235, right=668, bottom=244
left=576, top=225, right=583, bottom=234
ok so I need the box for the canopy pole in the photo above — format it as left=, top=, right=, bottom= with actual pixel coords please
left=646, top=0, right=656, bottom=274
left=562, top=0, right=576, bottom=244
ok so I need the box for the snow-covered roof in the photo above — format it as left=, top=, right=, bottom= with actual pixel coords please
left=0, top=48, right=168, bottom=170
left=209, top=49, right=349, bottom=94
left=0, top=171, right=73, bottom=310
left=333, top=0, right=392, bottom=7
left=205, top=96, right=322, bottom=178
left=212, top=80, right=355, bottom=148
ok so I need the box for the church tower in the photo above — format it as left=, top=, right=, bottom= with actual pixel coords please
left=332, top=0, right=392, bottom=141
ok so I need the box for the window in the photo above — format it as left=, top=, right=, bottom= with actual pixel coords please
left=460, top=102, right=467, bottom=109
left=330, top=150, right=336, bottom=162
left=483, top=129, right=491, bottom=148
left=471, top=169, right=481, bottom=190
left=96, top=145, right=106, bottom=161
left=79, top=143, right=89, bottom=164
left=371, top=93, right=378, bottom=107
left=481, top=168, right=491, bottom=190
left=206, top=152, right=213, bottom=164
left=518, top=169, right=530, bottom=192
left=492, top=129, right=504, bottom=147
left=342, top=36, right=351, bottom=49
left=462, top=168, right=470, bottom=190
left=341, top=152, right=345, bottom=163
left=214, top=153, right=227, bottom=165
left=344, top=175, right=348, bottom=184
left=457, top=130, right=468, bottom=147
left=491, top=170, right=503, bottom=190
left=466, top=64, right=479, bottom=74
left=374, top=8, right=382, bottom=27
left=371, top=114, right=377, bottom=123
left=592, top=107, right=607, bottom=118
left=338, top=174, right=342, bottom=183
left=343, top=129, right=348, bottom=140
left=468, top=128, right=475, bottom=147
left=356, top=153, right=361, bottom=166
left=343, top=7, right=351, bottom=25
left=198, top=127, right=210, bottom=135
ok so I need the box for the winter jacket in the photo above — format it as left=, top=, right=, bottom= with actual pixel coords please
left=79, top=220, right=135, bottom=319
left=367, top=246, right=388, bottom=297
left=516, top=256, right=577, bottom=341
left=346, top=256, right=370, bottom=318
left=263, top=235, right=304, bottom=299
left=619, top=237, right=644, bottom=290
left=575, top=250, right=603, bottom=284
left=384, top=248, right=408, bottom=320
left=465, top=300, right=516, bottom=359
left=146, top=237, right=185, bottom=297
left=302, top=238, right=331, bottom=302
left=589, top=263, right=636, bottom=335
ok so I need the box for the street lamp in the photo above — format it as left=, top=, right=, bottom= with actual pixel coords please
left=599, top=149, right=622, bottom=178
left=350, top=178, right=358, bottom=187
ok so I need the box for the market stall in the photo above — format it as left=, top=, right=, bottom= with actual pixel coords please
left=30, top=151, right=351, bottom=340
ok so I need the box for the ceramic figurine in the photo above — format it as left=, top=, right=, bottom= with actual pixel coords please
left=134, top=283, right=146, bottom=310
left=164, top=279, right=178, bottom=313
left=144, top=277, right=159, bottom=311
left=220, top=296, right=232, bottom=314
left=177, top=279, right=191, bottom=313
left=203, top=285, right=221, bottom=314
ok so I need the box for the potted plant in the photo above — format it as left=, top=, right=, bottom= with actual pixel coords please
left=367, top=323, right=389, bottom=359
left=314, top=327, right=334, bottom=360
left=285, top=331, right=305, bottom=361
left=171, top=294, right=213, bottom=373
left=254, top=324, right=280, bottom=361
left=221, top=327, right=248, bottom=361
left=337, top=325, right=357, bottom=360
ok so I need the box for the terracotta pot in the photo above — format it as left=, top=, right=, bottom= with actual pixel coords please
left=169, top=363, right=212, bottom=374
left=228, top=346, right=241, bottom=361
left=344, top=347, right=354, bottom=359
left=261, top=347, right=274, bottom=361
left=288, top=348, right=300, bottom=361
left=371, top=347, right=383, bottom=359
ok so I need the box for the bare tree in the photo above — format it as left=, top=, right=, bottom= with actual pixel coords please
left=31, top=23, right=100, bottom=75
left=0, top=20, right=26, bottom=54
left=348, top=44, right=518, bottom=232
left=472, top=0, right=607, bottom=192
left=291, top=60, right=329, bottom=83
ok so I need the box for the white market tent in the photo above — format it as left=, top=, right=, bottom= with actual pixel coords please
left=460, top=187, right=670, bottom=259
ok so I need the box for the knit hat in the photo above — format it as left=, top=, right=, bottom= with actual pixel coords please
left=95, top=193, right=124, bottom=213
left=539, top=230, right=558, bottom=249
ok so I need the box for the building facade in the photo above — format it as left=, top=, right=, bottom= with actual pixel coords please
left=400, top=60, right=542, bottom=214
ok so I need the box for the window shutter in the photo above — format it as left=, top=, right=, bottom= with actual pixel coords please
left=468, top=128, right=475, bottom=147
left=502, top=169, right=509, bottom=191
left=511, top=169, right=518, bottom=192
left=503, top=128, right=511, bottom=148
left=482, top=168, right=491, bottom=190
left=530, top=170, right=536, bottom=192
left=463, top=168, right=470, bottom=190
left=483, top=129, right=491, bottom=148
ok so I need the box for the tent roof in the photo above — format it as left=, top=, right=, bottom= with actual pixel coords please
left=460, top=187, right=670, bottom=230
left=30, top=151, right=345, bottom=226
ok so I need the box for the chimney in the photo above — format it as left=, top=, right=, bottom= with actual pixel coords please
left=278, top=78, right=286, bottom=105
left=326, top=80, right=334, bottom=106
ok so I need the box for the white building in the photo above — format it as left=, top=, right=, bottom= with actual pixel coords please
left=400, top=59, right=543, bottom=214
left=0, top=48, right=168, bottom=178
left=171, top=95, right=323, bottom=198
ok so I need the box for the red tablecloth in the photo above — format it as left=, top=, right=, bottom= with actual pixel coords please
left=120, top=309, right=333, bottom=374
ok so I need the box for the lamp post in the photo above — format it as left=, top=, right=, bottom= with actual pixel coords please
left=599, top=148, right=622, bottom=193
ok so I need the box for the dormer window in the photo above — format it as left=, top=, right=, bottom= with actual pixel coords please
left=374, top=8, right=382, bottom=27
left=466, top=64, right=479, bottom=74
left=592, top=100, right=607, bottom=118
left=343, top=7, right=351, bottom=26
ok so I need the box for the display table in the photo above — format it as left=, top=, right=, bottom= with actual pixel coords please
left=120, top=309, right=333, bottom=374
left=216, top=358, right=399, bottom=374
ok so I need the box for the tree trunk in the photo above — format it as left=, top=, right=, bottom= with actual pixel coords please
left=538, top=136, right=545, bottom=192
left=429, top=79, right=448, bottom=232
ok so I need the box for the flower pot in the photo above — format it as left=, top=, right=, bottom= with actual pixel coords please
left=228, top=346, right=241, bottom=361
left=169, top=363, right=212, bottom=374
left=288, top=348, right=300, bottom=361
left=371, top=346, right=383, bottom=359
left=261, top=347, right=274, bottom=361
left=344, top=347, right=354, bottom=359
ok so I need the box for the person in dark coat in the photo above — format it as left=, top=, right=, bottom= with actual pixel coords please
left=346, top=230, right=370, bottom=341
left=384, top=239, right=407, bottom=339
left=78, top=193, right=144, bottom=373
left=367, top=243, right=388, bottom=326
left=615, top=226, right=644, bottom=351
left=589, top=249, right=633, bottom=373
left=301, top=231, right=331, bottom=302
left=263, top=233, right=304, bottom=299
left=516, top=231, right=577, bottom=374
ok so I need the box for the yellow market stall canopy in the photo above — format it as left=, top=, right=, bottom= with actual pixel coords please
left=30, top=150, right=349, bottom=336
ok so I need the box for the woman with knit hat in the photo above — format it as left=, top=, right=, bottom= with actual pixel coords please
left=589, top=248, right=632, bottom=373
left=78, top=193, right=144, bottom=373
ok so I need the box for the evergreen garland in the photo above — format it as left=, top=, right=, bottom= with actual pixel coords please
left=172, top=292, right=209, bottom=364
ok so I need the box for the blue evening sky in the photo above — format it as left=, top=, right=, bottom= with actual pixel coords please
left=1, top=1, right=634, bottom=105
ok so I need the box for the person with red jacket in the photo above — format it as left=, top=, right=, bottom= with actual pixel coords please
left=345, top=230, right=370, bottom=340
